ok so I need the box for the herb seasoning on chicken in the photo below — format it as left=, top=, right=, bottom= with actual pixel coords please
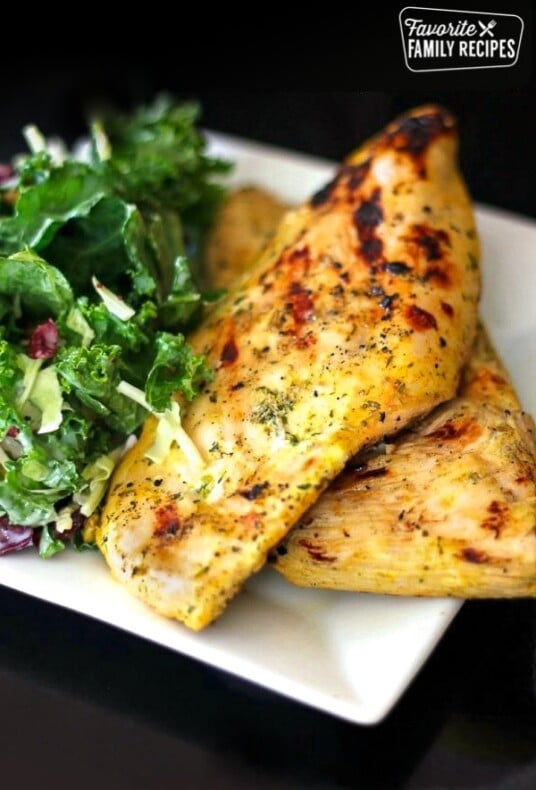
left=273, top=326, right=536, bottom=598
left=97, top=106, right=480, bottom=629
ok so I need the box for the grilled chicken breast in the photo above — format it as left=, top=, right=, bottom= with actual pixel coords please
left=202, top=186, right=535, bottom=597
left=97, top=106, right=480, bottom=629
left=274, top=327, right=536, bottom=597
left=204, top=187, right=288, bottom=289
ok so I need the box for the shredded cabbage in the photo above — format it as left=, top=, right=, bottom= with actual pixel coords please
left=29, top=365, right=63, bottom=434
left=66, top=307, right=95, bottom=347
left=74, top=446, right=124, bottom=517
left=92, top=276, right=135, bottom=320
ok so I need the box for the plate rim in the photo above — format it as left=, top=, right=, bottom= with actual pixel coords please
left=2, top=132, right=535, bottom=725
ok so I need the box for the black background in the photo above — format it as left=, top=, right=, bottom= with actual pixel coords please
left=1, top=51, right=535, bottom=790
left=2, top=87, right=534, bottom=219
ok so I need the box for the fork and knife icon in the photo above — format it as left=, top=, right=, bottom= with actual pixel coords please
left=478, top=19, right=496, bottom=37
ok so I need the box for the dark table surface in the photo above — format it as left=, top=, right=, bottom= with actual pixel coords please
left=1, top=90, right=535, bottom=790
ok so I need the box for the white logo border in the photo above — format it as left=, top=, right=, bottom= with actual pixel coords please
left=399, top=6, right=524, bottom=73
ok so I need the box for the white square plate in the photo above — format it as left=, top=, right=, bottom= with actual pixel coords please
left=1, top=133, right=534, bottom=725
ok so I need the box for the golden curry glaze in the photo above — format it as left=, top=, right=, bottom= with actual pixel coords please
left=97, top=106, right=480, bottom=628
left=274, top=328, right=536, bottom=598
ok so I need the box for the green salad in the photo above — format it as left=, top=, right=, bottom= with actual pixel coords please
left=0, top=97, right=230, bottom=558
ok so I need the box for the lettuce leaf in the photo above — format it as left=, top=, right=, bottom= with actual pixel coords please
left=0, top=250, right=73, bottom=318
left=145, top=332, right=212, bottom=411
left=56, top=344, right=146, bottom=434
left=0, top=96, right=228, bottom=541
left=39, top=525, right=66, bottom=558
left=71, top=297, right=155, bottom=353
left=45, top=196, right=157, bottom=300
left=14, top=162, right=108, bottom=250
left=157, top=255, right=202, bottom=328
left=104, top=98, right=229, bottom=221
